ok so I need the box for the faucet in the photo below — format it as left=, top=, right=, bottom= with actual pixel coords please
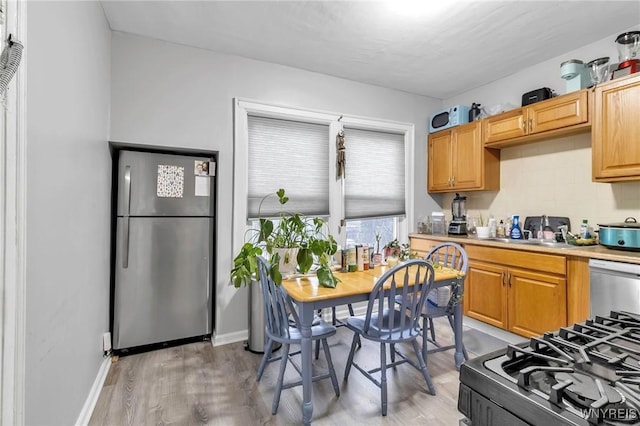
left=558, top=225, right=568, bottom=243
left=538, top=214, right=553, bottom=239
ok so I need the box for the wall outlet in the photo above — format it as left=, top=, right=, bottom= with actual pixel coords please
left=102, top=332, right=112, bottom=352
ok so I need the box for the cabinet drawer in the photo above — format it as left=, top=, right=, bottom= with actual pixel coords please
left=464, top=244, right=566, bottom=275
left=409, top=237, right=440, bottom=256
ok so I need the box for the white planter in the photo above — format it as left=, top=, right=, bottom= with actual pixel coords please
left=272, top=247, right=299, bottom=275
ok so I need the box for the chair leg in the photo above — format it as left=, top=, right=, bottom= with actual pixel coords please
left=321, top=338, right=340, bottom=397
left=380, top=342, right=388, bottom=416
left=331, top=306, right=337, bottom=325
left=343, top=332, right=360, bottom=380
left=447, top=314, right=469, bottom=360
left=390, top=343, right=396, bottom=363
left=412, top=339, right=436, bottom=395
left=272, top=343, right=290, bottom=415
left=422, top=317, right=429, bottom=361
left=256, top=338, right=273, bottom=381
left=429, top=317, right=436, bottom=342
left=315, top=339, right=320, bottom=360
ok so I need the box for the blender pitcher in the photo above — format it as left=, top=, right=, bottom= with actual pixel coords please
left=448, top=193, right=468, bottom=235
left=613, top=31, right=640, bottom=79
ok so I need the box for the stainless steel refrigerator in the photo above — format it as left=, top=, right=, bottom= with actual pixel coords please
left=112, top=149, right=215, bottom=351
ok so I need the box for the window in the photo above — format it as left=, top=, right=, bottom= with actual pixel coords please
left=233, top=99, right=414, bottom=254
left=247, top=115, right=329, bottom=218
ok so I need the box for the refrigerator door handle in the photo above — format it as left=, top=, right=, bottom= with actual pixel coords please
left=122, top=165, right=131, bottom=268
left=122, top=217, right=130, bottom=269
left=124, top=165, right=131, bottom=215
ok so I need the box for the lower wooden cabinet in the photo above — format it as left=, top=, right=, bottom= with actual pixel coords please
left=410, top=236, right=571, bottom=338
left=465, top=260, right=506, bottom=329
left=464, top=245, right=567, bottom=337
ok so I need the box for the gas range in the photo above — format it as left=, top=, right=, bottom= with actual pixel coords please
left=458, top=311, right=640, bottom=425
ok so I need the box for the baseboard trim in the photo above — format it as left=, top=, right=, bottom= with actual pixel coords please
left=212, top=330, right=248, bottom=347
left=75, top=356, right=111, bottom=426
left=210, top=303, right=368, bottom=348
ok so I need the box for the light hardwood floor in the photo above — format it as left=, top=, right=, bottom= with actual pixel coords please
left=89, top=318, right=490, bottom=425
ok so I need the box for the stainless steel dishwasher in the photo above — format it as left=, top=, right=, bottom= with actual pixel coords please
left=589, top=258, right=640, bottom=317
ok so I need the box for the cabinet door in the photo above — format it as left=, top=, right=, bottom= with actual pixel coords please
left=428, top=131, right=453, bottom=191
left=592, top=74, right=640, bottom=181
left=483, top=108, right=526, bottom=144
left=451, top=121, right=483, bottom=190
left=528, top=90, right=588, bottom=134
left=507, top=267, right=566, bottom=338
left=464, top=260, right=507, bottom=329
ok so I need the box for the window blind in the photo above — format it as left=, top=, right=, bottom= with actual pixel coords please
left=247, top=115, right=329, bottom=218
left=343, top=127, right=405, bottom=220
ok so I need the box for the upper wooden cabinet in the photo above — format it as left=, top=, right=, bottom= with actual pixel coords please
left=427, top=121, right=500, bottom=193
left=592, top=73, right=640, bottom=182
left=483, top=89, right=590, bottom=148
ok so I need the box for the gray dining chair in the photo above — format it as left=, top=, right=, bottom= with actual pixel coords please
left=254, top=256, right=340, bottom=415
left=343, top=259, right=436, bottom=416
left=420, top=242, right=469, bottom=361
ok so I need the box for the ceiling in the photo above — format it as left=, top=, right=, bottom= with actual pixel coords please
left=101, top=1, right=640, bottom=99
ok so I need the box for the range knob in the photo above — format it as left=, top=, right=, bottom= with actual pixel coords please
left=618, top=240, right=626, bottom=246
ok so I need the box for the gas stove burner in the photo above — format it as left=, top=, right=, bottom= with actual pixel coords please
left=459, top=312, right=640, bottom=426
left=554, top=372, right=624, bottom=408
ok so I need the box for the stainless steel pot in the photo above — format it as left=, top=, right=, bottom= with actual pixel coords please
left=598, top=217, right=640, bottom=251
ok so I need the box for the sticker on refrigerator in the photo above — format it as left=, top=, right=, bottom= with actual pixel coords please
left=156, top=165, right=184, bottom=198
left=195, top=175, right=210, bottom=197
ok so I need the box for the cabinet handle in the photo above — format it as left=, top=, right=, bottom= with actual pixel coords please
left=521, top=119, right=525, bottom=132
left=501, top=272, right=505, bottom=286
left=508, top=272, right=512, bottom=287
left=529, top=118, right=533, bottom=133
left=452, top=176, right=456, bottom=186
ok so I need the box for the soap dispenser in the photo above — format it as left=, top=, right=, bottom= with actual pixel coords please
left=510, top=215, right=523, bottom=239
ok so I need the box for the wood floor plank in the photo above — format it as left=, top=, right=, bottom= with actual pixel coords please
left=89, top=318, right=481, bottom=425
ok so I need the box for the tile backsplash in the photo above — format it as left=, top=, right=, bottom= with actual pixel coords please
left=437, top=133, right=640, bottom=234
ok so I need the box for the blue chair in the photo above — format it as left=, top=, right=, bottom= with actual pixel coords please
left=254, top=256, right=340, bottom=415
left=420, top=242, right=469, bottom=361
left=343, top=259, right=436, bottom=416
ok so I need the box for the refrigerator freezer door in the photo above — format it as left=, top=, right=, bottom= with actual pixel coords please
left=113, top=216, right=213, bottom=350
left=117, top=150, right=213, bottom=217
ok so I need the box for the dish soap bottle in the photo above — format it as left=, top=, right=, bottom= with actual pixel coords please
left=510, top=215, right=523, bottom=239
left=580, top=219, right=590, bottom=238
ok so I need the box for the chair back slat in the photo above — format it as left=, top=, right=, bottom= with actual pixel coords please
left=426, top=242, right=468, bottom=274
left=257, top=256, right=291, bottom=340
left=364, top=259, right=434, bottom=342
left=424, top=242, right=468, bottom=312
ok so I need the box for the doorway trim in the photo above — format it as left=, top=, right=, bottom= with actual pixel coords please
left=1, top=0, right=27, bottom=425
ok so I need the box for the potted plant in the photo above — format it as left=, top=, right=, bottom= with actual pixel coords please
left=383, top=238, right=401, bottom=260
left=230, top=188, right=340, bottom=288
left=398, top=243, right=418, bottom=262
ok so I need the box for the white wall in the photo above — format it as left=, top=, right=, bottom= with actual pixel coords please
left=110, top=32, right=442, bottom=340
left=438, top=25, right=640, bottom=232
left=26, top=2, right=111, bottom=425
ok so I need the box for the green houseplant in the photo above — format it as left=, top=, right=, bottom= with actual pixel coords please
left=230, top=189, right=340, bottom=288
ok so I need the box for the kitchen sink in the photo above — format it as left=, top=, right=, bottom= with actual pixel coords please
left=480, top=237, right=582, bottom=249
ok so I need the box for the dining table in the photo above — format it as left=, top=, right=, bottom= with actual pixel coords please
left=281, top=263, right=465, bottom=425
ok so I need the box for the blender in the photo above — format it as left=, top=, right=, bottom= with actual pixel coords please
left=448, top=193, right=467, bottom=235
left=612, top=31, right=640, bottom=79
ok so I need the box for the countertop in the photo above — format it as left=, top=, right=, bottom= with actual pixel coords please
left=409, top=233, right=640, bottom=265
